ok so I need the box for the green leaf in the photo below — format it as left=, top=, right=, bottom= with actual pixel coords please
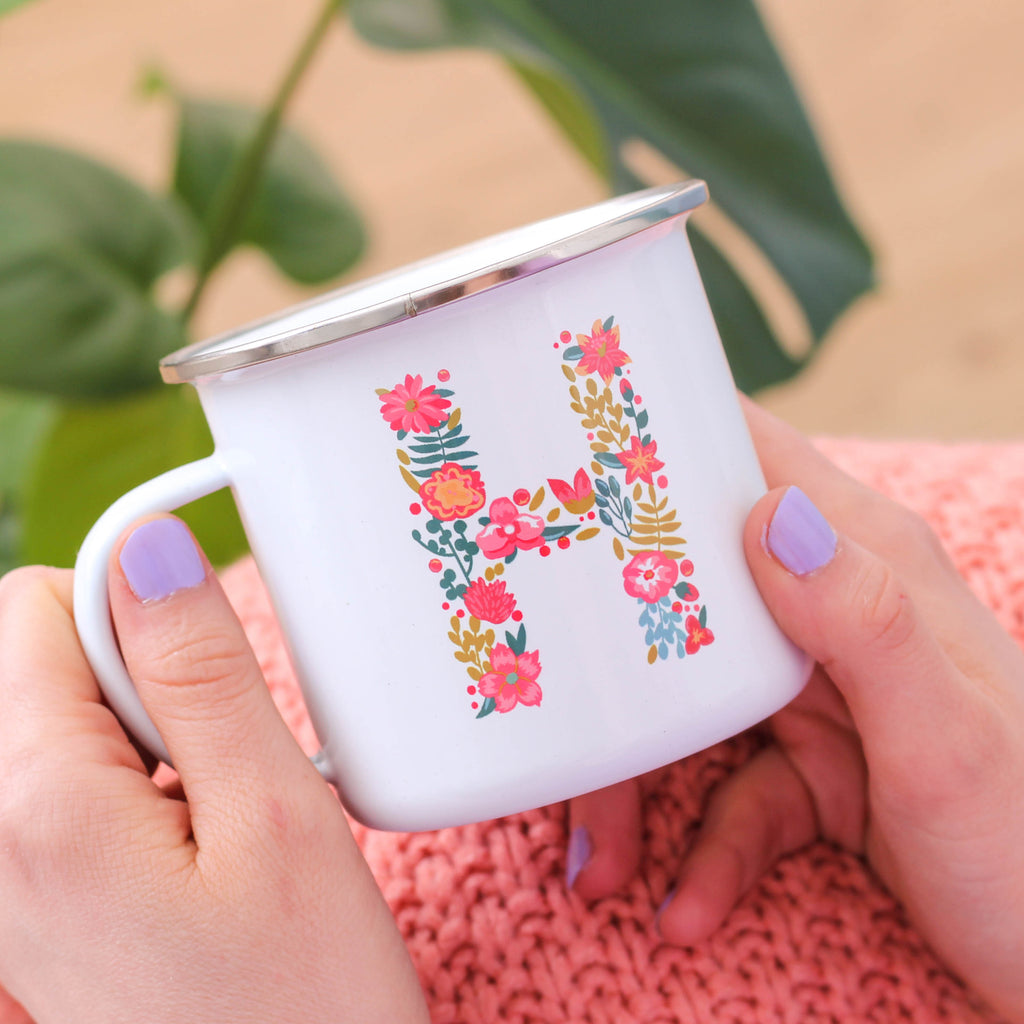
left=351, top=0, right=873, bottom=385
left=593, top=451, right=622, bottom=469
left=540, top=524, right=577, bottom=540
left=0, top=0, right=36, bottom=14
left=475, top=696, right=497, bottom=718
left=0, top=391, right=56, bottom=573
left=22, top=387, right=247, bottom=569
left=504, top=623, right=527, bottom=655
left=0, top=141, right=192, bottom=398
left=688, top=221, right=798, bottom=392
left=508, top=60, right=610, bottom=180
left=173, top=98, right=365, bottom=284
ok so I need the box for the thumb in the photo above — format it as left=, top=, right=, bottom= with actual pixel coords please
left=745, top=486, right=969, bottom=784
left=109, top=516, right=316, bottom=827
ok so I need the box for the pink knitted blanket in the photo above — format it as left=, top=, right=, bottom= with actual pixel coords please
left=4, top=438, right=1023, bottom=1023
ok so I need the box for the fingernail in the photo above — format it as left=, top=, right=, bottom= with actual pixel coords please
left=766, top=486, right=837, bottom=576
left=566, top=825, right=592, bottom=890
left=119, top=519, right=206, bottom=603
left=655, top=887, right=676, bottom=935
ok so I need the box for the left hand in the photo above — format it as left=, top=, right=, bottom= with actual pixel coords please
left=0, top=517, right=428, bottom=1024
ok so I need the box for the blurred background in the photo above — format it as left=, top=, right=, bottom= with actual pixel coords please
left=1, top=0, right=1021, bottom=440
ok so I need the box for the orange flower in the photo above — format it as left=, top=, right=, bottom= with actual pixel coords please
left=420, top=463, right=485, bottom=521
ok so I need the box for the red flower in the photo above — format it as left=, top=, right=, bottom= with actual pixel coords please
left=616, top=436, right=665, bottom=485
left=478, top=644, right=542, bottom=712
left=685, top=614, right=714, bottom=655
left=380, top=374, right=451, bottom=433
left=476, top=497, right=545, bottom=559
left=546, top=468, right=595, bottom=515
left=575, top=319, right=631, bottom=384
left=622, top=551, right=678, bottom=603
left=419, top=463, right=485, bottom=521
left=463, top=578, right=517, bottom=624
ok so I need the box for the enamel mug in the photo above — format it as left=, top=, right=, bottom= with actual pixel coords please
left=74, top=182, right=811, bottom=831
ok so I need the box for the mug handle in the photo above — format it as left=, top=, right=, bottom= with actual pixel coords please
left=73, top=455, right=232, bottom=767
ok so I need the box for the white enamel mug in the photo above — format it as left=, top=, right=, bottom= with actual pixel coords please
left=74, top=182, right=810, bottom=831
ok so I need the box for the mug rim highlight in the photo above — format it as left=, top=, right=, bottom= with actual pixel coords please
left=160, top=180, right=707, bottom=385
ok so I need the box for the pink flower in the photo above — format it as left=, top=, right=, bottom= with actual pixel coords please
left=685, top=614, right=714, bottom=654
left=575, top=319, right=631, bottom=384
left=617, top=435, right=665, bottom=485
left=476, top=497, right=545, bottom=559
left=479, top=644, right=542, bottom=712
left=420, top=463, right=485, bottom=521
left=380, top=374, right=451, bottom=433
left=622, top=551, right=679, bottom=602
left=463, top=578, right=517, bottom=623
left=547, top=468, right=595, bottom=515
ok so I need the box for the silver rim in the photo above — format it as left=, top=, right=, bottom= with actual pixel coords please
left=160, top=179, right=707, bottom=384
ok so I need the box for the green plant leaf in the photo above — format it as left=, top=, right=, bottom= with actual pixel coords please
left=22, top=387, right=247, bottom=569
left=0, top=390, right=56, bottom=574
left=173, top=98, right=366, bottom=284
left=0, top=0, right=36, bottom=14
left=687, top=221, right=798, bottom=392
left=350, top=0, right=874, bottom=386
left=0, top=141, right=191, bottom=398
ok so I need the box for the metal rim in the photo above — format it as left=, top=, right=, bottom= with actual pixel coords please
left=160, top=179, right=707, bottom=384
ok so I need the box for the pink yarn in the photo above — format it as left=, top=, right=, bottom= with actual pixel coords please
left=3, top=438, right=1022, bottom=1023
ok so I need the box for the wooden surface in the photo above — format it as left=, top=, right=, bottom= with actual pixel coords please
left=1, top=0, right=1021, bottom=439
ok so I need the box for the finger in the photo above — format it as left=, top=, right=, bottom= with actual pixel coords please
left=566, top=777, right=643, bottom=898
left=740, top=396, right=860, bottom=495
left=745, top=485, right=982, bottom=806
left=109, top=516, right=317, bottom=835
left=657, top=746, right=817, bottom=946
left=0, top=566, right=146, bottom=770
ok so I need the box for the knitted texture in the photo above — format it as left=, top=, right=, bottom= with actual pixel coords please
left=3, top=438, right=1023, bottom=1024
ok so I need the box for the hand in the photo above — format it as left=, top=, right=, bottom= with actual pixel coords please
left=566, top=400, right=1024, bottom=1021
left=0, top=517, right=428, bottom=1024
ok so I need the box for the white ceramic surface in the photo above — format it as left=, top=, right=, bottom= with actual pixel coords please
left=74, top=183, right=811, bottom=832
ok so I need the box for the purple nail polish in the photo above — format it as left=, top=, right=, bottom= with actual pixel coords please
left=119, top=519, right=206, bottom=602
left=766, top=486, right=837, bottom=576
left=655, top=887, right=677, bottom=934
left=566, top=825, right=592, bottom=890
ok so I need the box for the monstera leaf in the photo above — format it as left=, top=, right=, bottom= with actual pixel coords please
left=350, top=0, right=874, bottom=391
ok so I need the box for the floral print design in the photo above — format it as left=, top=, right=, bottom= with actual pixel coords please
left=477, top=498, right=546, bottom=559
left=380, top=374, right=451, bottom=433
left=478, top=644, right=543, bottom=712
left=421, top=463, right=486, bottom=521
left=379, top=373, right=597, bottom=718
left=463, top=578, right=517, bottom=624
left=622, top=551, right=678, bottom=602
left=558, top=315, right=714, bottom=663
left=377, top=314, right=713, bottom=720
left=574, top=318, right=631, bottom=383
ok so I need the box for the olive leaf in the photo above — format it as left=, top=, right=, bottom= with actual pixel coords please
left=172, top=98, right=366, bottom=284
left=0, top=141, right=192, bottom=397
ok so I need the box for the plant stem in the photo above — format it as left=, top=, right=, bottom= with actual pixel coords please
left=180, top=0, right=344, bottom=321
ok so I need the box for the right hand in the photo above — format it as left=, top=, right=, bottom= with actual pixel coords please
left=569, top=400, right=1024, bottom=1021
